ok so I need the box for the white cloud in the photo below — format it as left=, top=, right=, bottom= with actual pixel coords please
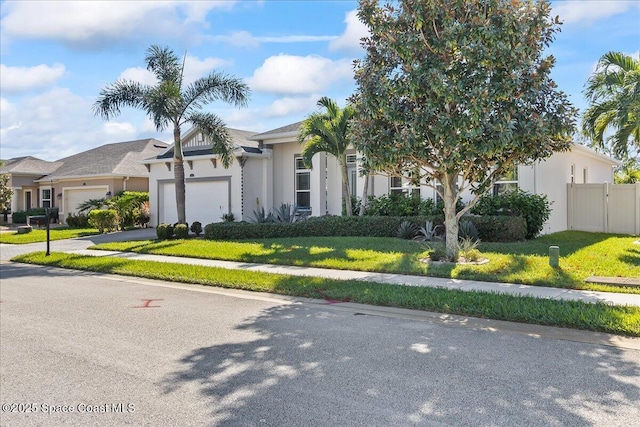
left=1, top=1, right=235, bottom=47
left=0, top=63, right=66, bottom=93
left=0, top=88, right=168, bottom=160
left=552, top=1, right=640, bottom=26
left=103, top=121, right=137, bottom=138
left=329, top=10, right=369, bottom=53
left=248, top=54, right=353, bottom=95
left=265, top=95, right=320, bottom=118
left=119, top=67, right=157, bottom=86
left=210, top=31, right=261, bottom=48
left=258, top=35, right=337, bottom=43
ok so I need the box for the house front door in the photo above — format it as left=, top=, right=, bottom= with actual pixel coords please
left=25, top=191, right=32, bottom=211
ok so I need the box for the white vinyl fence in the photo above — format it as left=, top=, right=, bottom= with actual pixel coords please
left=567, top=183, right=640, bottom=235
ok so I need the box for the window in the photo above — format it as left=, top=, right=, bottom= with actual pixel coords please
left=583, top=167, right=588, bottom=183
left=41, top=188, right=51, bottom=208
left=493, top=164, right=518, bottom=196
left=295, top=156, right=311, bottom=209
left=570, top=164, right=575, bottom=183
left=390, top=171, right=419, bottom=196
left=346, top=154, right=357, bottom=197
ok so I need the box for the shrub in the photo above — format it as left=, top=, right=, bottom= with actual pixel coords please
left=12, top=208, right=46, bottom=224
left=396, top=220, right=419, bottom=239
left=415, top=220, right=444, bottom=242
left=458, top=220, right=479, bottom=240
left=88, top=209, right=119, bottom=233
left=204, top=215, right=526, bottom=242
left=66, top=213, right=90, bottom=228
left=471, top=190, right=551, bottom=239
left=458, top=237, right=481, bottom=262
left=190, top=221, right=203, bottom=236
left=156, top=223, right=174, bottom=240
left=174, top=223, right=189, bottom=239
left=364, top=193, right=438, bottom=216
left=221, top=212, right=235, bottom=222
left=134, top=201, right=150, bottom=227
left=107, top=191, right=149, bottom=230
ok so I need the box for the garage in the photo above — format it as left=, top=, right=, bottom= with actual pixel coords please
left=159, top=179, right=230, bottom=225
left=64, top=187, right=108, bottom=217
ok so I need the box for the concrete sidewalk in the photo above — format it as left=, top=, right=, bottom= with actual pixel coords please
left=66, top=249, right=640, bottom=308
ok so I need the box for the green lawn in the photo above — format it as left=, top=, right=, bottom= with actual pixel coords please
left=92, top=231, right=640, bottom=294
left=0, top=227, right=100, bottom=244
left=13, top=251, right=640, bottom=337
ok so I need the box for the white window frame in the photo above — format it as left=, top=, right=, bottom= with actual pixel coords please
left=41, top=187, right=52, bottom=208
left=390, top=171, right=419, bottom=196
left=294, top=156, right=311, bottom=210
left=493, top=164, right=518, bottom=196
left=570, top=164, right=576, bottom=183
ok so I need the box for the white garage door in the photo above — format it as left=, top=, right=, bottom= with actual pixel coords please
left=160, top=180, right=229, bottom=225
left=64, top=188, right=108, bottom=217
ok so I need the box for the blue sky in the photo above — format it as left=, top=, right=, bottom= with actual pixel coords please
left=1, top=0, right=638, bottom=161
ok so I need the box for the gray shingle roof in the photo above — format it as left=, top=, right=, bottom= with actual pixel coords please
left=42, top=139, right=168, bottom=180
left=0, top=156, right=63, bottom=175
left=250, top=121, right=302, bottom=140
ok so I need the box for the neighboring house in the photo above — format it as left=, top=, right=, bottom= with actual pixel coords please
left=144, top=128, right=270, bottom=226
left=1, top=139, right=168, bottom=222
left=146, top=120, right=621, bottom=234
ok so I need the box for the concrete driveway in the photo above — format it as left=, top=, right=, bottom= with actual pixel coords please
left=1, top=263, right=639, bottom=426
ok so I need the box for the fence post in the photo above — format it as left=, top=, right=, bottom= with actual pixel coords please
left=604, top=182, right=609, bottom=233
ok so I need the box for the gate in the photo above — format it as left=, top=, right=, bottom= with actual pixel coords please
left=567, top=183, right=640, bottom=235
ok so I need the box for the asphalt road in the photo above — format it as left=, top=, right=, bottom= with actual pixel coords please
left=1, top=262, right=639, bottom=427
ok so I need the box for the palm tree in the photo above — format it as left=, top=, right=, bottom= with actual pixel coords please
left=582, top=51, right=640, bottom=159
left=298, top=97, right=356, bottom=216
left=93, top=45, right=250, bottom=224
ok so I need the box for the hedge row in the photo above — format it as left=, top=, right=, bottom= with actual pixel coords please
left=204, top=215, right=526, bottom=242
left=12, top=208, right=59, bottom=224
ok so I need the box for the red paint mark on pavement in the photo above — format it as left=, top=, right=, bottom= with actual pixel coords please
left=133, top=299, right=163, bottom=308
left=315, top=290, right=350, bottom=305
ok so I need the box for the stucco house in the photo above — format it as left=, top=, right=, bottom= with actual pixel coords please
left=1, top=139, right=168, bottom=222
left=146, top=121, right=621, bottom=234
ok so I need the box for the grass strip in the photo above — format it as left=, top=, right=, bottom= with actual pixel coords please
left=92, top=232, right=640, bottom=294
left=12, top=251, right=640, bottom=337
left=0, top=228, right=100, bottom=244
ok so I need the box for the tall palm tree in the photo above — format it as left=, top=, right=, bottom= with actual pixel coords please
left=93, top=45, right=250, bottom=224
left=298, top=97, right=356, bottom=216
left=582, top=51, right=640, bottom=159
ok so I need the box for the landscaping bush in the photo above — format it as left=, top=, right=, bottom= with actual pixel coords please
left=204, top=215, right=526, bottom=242
left=190, top=221, right=203, bottom=236
left=156, top=223, right=174, bottom=240
left=12, top=208, right=46, bottom=224
left=65, top=213, right=90, bottom=228
left=174, top=223, right=189, bottom=239
left=88, top=209, right=119, bottom=233
left=364, top=193, right=438, bottom=216
left=471, top=190, right=550, bottom=239
left=107, top=191, right=149, bottom=229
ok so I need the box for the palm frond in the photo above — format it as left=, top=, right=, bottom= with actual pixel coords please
left=145, top=45, right=182, bottom=84
left=92, top=80, right=146, bottom=120
left=181, top=72, right=250, bottom=118
left=188, top=112, right=235, bottom=168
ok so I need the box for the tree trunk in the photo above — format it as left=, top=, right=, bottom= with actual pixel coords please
left=359, top=174, right=370, bottom=216
left=173, top=125, right=187, bottom=224
left=340, top=155, right=353, bottom=216
left=442, top=172, right=459, bottom=261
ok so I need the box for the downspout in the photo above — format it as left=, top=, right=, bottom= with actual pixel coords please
left=123, top=176, right=130, bottom=191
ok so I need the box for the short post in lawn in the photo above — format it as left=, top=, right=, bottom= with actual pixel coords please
left=45, top=207, right=51, bottom=256
left=549, top=245, right=559, bottom=268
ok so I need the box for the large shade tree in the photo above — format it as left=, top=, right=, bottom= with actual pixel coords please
left=94, top=45, right=250, bottom=224
left=0, top=162, right=12, bottom=212
left=298, top=97, right=357, bottom=216
left=582, top=51, right=640, bottom=159
left=350, top=0, right=576, bottom=259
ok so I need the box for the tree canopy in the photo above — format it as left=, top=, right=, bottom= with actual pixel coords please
left=350, top=0, right=576, bottom=259
left=582, top=51, right=640, bottom=160
left=94, top=45, right=250, bottom=224
left=0, top=162, right=12, bottom=212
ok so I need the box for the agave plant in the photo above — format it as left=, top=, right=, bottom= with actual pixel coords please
left=396, top=220, right=419, bottom=240
left=273, top=203, right=298, bottom=223
left=415, top=220, right=444, bottom=242
left=458, top=220, right=479, bottom=241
